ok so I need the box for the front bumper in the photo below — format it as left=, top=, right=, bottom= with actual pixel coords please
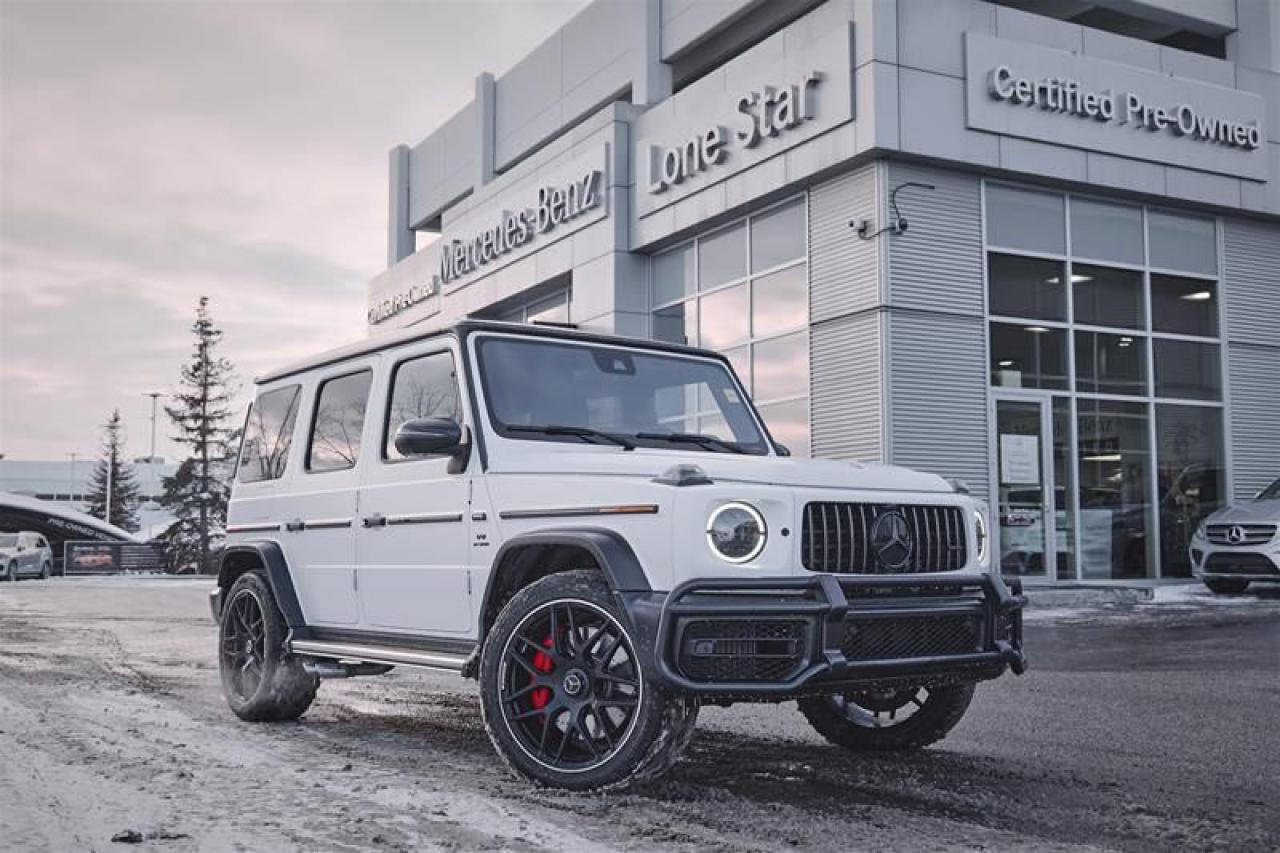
left=649, top=573, right=1026, bottom=697
left=1191, top=543, right=1280, bottom=581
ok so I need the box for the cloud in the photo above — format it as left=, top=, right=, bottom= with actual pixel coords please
left=0, top=0, right=588, bottom=461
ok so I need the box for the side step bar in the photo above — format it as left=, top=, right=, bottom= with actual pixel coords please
left=289, top=638, right=469, bottom=673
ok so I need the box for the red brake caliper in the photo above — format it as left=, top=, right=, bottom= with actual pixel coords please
left=530, top=634, right=554, bottom=710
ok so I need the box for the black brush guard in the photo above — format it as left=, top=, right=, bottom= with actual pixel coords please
left=652, top=573, right=1027, bottom=696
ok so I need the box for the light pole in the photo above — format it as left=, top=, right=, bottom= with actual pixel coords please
left=66, top=452, right=78, bottom=503
left=142, top=392, right=166, bottom=500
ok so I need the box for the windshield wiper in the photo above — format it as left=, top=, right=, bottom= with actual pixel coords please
left=634, top=431, right=748, bottom=454
left=508, top=424, right=635, bottom=450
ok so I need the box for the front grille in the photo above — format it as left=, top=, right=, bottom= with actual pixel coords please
left=841, top=614, right=983, bottom=662
left=802, top=503, right=967, bottom=574
left=1204, top=552, right=1280, bottom=575
left=678, top=619, right=807, bottom=683
left=1206, top=524, right=1277, bottom=546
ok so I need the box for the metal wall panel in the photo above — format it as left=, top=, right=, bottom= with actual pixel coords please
left=1227, top=342, right=1280, bottom=501
left=809, top=163, right=880, bottom=322
left=811, top=311, right=883, bottom=462
left=886, top=163, right=984, bottom=316
left=1223, top=218, right=1280, bottom=348
left=808, top=162, right=884, bottom=462
left=886, top=311, right=991, bottom=501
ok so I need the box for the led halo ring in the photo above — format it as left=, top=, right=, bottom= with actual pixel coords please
left=974, top=509, right=989, bottom=565
left=706, top=501, right=768, bottom=564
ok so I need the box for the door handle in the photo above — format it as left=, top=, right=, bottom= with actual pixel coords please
left=361, top=513, right=387, bottom=529
left=284, top=519, right=305, bottom=532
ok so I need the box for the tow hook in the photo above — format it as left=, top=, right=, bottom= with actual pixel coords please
left=996, top=640, right=1028, bottom=675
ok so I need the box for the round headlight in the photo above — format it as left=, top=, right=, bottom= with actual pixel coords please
left=974, top=509, right=989, bottom=566
left=707, top=502, right=767, bottom=563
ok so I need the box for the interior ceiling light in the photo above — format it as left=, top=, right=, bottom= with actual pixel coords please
left=1044, top=275, right=1094, bottom=284
left=1083, top=453, right=1123, bottom=462
left=1181, top=291, right=1213, bottom=301
left=999, top=360, right=1014, bottom=367
left=1024, top=326, right=1050, bottom=333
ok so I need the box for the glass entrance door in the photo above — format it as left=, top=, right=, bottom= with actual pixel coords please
left=994, top=397, right=1054, bottom=579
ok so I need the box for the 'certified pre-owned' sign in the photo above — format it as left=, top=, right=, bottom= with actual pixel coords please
left=988, top=66, right=1262, bottom=150
left=965, top=33, right=1267, bottom=181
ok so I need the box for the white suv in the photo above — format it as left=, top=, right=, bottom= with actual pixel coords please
left=1190, top=476, right=1280, bottom=594
left=212, top=321, right=1026, bottom=790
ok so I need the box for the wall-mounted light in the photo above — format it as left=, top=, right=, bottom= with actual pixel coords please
left=852, top=182, right=936, bottom=240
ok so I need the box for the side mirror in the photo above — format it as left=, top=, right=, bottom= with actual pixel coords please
left=394, top=417, right=464, bottom=457
left=775, top=443, right=792, bottom=457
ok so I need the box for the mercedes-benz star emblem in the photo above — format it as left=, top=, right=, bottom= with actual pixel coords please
left=562, top=669, right=587, bottom=697
left=871, top=509, right=913, bottom=570
left=1227, top=524, right=1247, bottom=544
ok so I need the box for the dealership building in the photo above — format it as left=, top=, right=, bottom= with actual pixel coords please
left=366, top=0, right=1280, bottom=584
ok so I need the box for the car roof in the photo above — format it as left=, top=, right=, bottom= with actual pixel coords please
left=255, top=320, right=728, bottom=385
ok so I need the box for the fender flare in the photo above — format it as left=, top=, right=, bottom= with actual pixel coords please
left=477, top=527, right=652, bottom=640
left=216, top=541, right=305, bottom=628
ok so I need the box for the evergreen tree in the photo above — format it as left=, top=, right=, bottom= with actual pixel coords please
left=86, top=410, right=141, bottom=532
left=160, top=297, right=236, bottom=574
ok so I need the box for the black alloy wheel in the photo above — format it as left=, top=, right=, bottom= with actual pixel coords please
left=221, top=586, right=268, bottom=703
left=498, top=599, right=642, bottom=773
left=217, top=571, right=317, bottom=721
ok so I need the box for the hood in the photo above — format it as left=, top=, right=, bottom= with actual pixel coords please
left=0, top=546, right=16, bottom=558
left=490, top=445, right=954, bottom=493
left=1205, top=500, right=1280, bottom=525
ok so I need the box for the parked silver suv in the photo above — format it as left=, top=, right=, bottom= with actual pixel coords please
left=1190, top=477, right=1280, bottom=594
left=0, top=531, right=54, bottom=581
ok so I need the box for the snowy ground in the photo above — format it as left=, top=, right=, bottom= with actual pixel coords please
left=0, top=576, right=1276, bottom=852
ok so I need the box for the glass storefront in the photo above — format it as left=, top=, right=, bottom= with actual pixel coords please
left=986, top=184, right=1227, bottom=581
left=651, top=197, right=810, bottom=455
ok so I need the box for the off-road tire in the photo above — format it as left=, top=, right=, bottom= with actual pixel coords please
left=39, top=561, right=51, bottom=580
left=798, top=683, right=976, bottom=752
left=479, top=569, right=697, bottom=790
left=218, top=571, right=318, bottom=722
left=1204, top=578, right=1249, bottom=595
left=4, top=562, right=17, bottom=582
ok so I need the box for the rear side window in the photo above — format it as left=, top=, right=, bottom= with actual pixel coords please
left=384, top=351, right=461, bottom=461
left=308, top=370, right=373, bottom=472
left=238, top=385, right=302, bottom=483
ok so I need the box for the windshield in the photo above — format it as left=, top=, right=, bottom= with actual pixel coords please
left=1258, top=478, right=1280, bottom=499
left=476, top=335, right=770, bottom=454
left=0, top=535, right=17, bottom=548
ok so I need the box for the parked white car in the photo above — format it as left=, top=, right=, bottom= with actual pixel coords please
left=0, top=531, right=53, bottom=581
left=211, top=321, right=1026, bottom=790
left=1190, top=476, right=1280, bottom=594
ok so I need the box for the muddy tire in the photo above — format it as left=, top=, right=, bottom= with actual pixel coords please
left=798, top=683, right=976, bottom=752
left=480, top=569, right=697, bottom=790
left=1203, top=578, right=1249, bottom=595
left=218, top=571, right=318, bottom=722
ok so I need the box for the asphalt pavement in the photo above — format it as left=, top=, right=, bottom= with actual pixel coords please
left=0, top=577, right=1275, bottom=851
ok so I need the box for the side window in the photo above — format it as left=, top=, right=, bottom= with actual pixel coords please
left=239, top=385, right=302, bottom=483
left=384, top=351, right=461, bottom=460
left=308, top=370, right=373, bottom=473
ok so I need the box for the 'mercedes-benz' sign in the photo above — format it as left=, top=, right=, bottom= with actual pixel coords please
left=965, top=33, right=1268, bottom=181
left=437, top=170, right=601, bottom=285
left=988, top=66, right=1262, bottom=150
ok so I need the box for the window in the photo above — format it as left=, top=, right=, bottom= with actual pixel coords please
left=985, top=184, right=1225, bottom=581
left=1153, top=340, right=1221, bottom=401
left=986, top=185, right=1065, bottom=254
left=987, top=254, right=1066, bottom=322
left=238, top=385, right=301, bottom=483
left=1072, top=265, right=1143, bottom=329
left=385, top=351, right=462, bottom=460
left=1075, top=331, right=1146, bottom=396
left=989, top=322, right=1068, bottom=390
left=1151, top=275, right=1218, bottom=337
left=307, top=371, right=372, bottom=472
left=475, top=336, right=770, bottom=454
left=496, top=288, right=571, bottom=325
left=651, top=197, right=810, bottom=454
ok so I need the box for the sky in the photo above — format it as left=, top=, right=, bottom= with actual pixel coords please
left=0, top=0, right=588, bottom=463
